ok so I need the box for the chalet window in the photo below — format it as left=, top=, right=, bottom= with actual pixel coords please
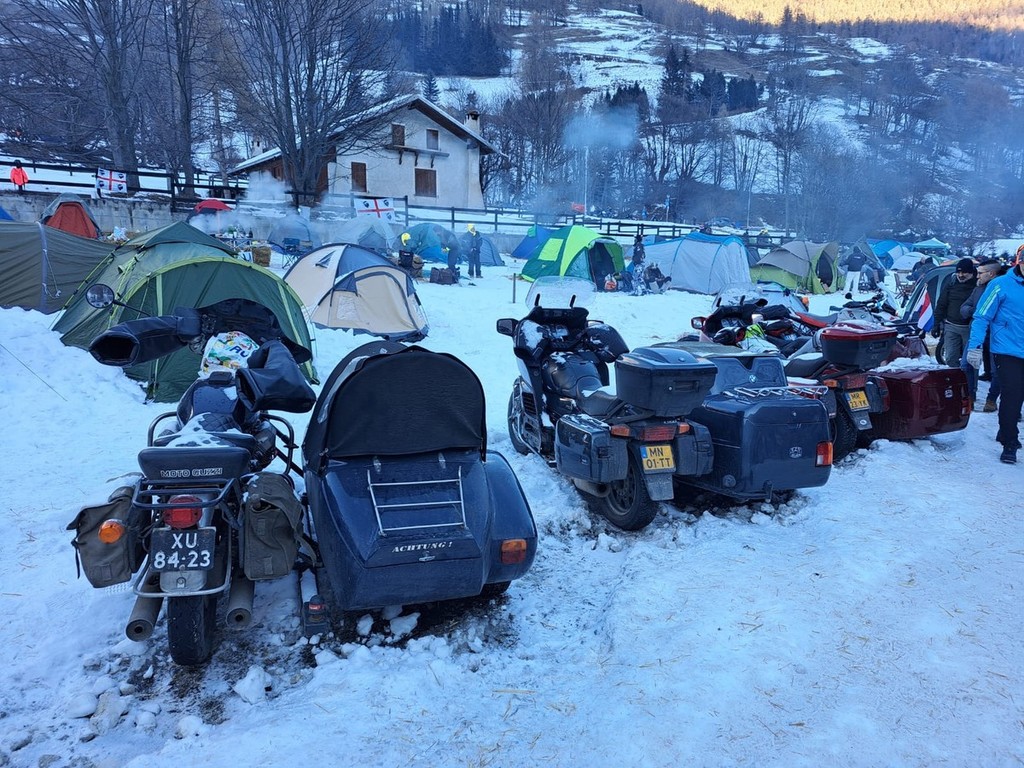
left=415, top=168, right=437, bottom=198
left=351, top=162, right=367, bottom=193
left=391, top=123, right=405, bottom=146
left=426, top=129, right=440, bottom=150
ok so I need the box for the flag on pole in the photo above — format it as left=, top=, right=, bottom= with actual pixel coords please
left=96, top=168, right=128, bottom=194
left=911, top=289, right=933, bottom=331
left=356, top=197, right=395, bottom=222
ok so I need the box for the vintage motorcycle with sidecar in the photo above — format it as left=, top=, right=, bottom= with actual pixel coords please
left=301, top=341, right=537, bottom=615
left=497, top=278, right=834, bottom=531
left=68, top=286, right=317, bottom=665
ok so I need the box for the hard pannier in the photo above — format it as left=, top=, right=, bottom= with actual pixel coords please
left=67, top=485, right=146, bottom=588
left=615, top=346, right=717, bottom=417
left=555, top=414, right=629, bottom=483
left=242, top=472, right=304, bottom=580
left=818, top=323, right=898, bottom=368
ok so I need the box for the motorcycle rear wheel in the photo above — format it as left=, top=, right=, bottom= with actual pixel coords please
left=507, top=391, right=531, bottom=455
left=831, top=406, right=858, bottom=463
left=166, top=594, right=217, bottom=666
left=596, top=453, right=658, bottom=531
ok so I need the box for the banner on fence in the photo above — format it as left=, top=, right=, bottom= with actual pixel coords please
left=96, top=168, right=128, bottom=194
left=356, top=197, right=395, bottom=222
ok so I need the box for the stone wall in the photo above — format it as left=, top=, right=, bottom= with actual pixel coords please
left=0, top=191, right=175, bottom=234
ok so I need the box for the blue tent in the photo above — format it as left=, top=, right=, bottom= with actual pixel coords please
left=868, top=239, right=913, bottom=269
left=510, top=225, right=556, bottom=260
left=458, top=230, right=504, bottom=266
left=0, top=205, right=14, bottom=221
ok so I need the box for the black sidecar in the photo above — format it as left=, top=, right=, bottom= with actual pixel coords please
left=302, top=342, right=537, bottom=612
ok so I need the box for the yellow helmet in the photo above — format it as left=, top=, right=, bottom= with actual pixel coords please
left=467, top=223, right=476, bottom=233
left=401, top=232, right=410, bottom=245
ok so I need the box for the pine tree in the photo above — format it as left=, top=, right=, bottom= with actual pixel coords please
left=422, top=73, right=440, bottom=103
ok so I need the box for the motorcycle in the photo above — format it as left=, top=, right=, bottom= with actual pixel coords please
left=497, top=278, right=833, bottom=530
left=67, top=285, right=316, bottom=665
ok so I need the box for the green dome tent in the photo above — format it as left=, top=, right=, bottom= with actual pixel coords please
left=520, top=225, right=624, bottom=288
left=54, top=221, right=316, bottom=402
left=748, top=240, right=844, bottom=294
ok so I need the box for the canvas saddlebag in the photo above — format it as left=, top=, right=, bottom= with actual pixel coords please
left=429, top=267, right=457, bottom=285
left=67, top=485, right=145, bottom=588
left=242, top=472, right=303, bottom=580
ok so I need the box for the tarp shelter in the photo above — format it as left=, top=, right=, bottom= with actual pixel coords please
left=749, top=240, right=843, bottom=294
left=194, top=199, right=232, bottom=213
left=39, top=194, right=101, bottom=239
left=643, top=232, right=752, bottom=295
left=510, top=225, right=555, bottom=260
left=912, top=237, right=951, bottom=256
left=0, top=221, right=113, bottom=313
left=458, top=230, right=503, bottom=266
left=54, top=221, right=316, bottom=402
left=519, top=225, right=625, bottom=288
left=0, top=205, right=13, bottom=221
left=268, top=215, right=321, bottom=256
left=402, top=223, right=462, bottom=264
left=284, top=243, right=428, bottom=341
left=330, top=217, right=396, bottom=254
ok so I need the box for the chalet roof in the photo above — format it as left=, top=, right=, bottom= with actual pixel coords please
left=230, top=95, right=496, bottom=175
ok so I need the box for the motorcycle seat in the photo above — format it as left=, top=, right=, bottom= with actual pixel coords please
left=784, top=353, right=825, bottom=379
left=578, top=389, right=620, bottom=419
left=153, top=412, right=258, bottom=455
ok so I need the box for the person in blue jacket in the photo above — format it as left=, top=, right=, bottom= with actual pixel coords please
left=966, top=260, right=1024, bottom=464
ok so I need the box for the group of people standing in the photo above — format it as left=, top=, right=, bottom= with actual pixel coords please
left=933, top=255, right=1024, bottom=465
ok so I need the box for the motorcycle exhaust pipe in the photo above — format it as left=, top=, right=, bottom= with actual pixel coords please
left=572, top=478, right=611, bottom=498
left=125, top=575, right=163, bottom=642
left=225, top=575, right=255, bottom=629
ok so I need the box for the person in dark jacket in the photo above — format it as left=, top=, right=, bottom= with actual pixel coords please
left=959, top=258, right=1002, bottom=409
left=466, top=223, right=482, bottom=278
left=966, top=261, right=1024, bottom=464
left=933, top=258, right=977, bottom=366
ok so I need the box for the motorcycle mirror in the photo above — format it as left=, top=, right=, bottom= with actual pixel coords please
left=86, top=283, right=115, bottom=309
left=496, top=318, right=516, bottom=337
left=569, top=294, right=577, bottom=308
left=690, top=316, right=706, bottom=330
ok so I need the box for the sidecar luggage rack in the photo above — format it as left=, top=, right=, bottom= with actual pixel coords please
left=366, top=467, right=468, bottom=535
left=729, top=385, right=829, bottom=400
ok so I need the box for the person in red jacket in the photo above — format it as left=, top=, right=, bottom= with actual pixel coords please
left=9, top=160, right=29, bottom=193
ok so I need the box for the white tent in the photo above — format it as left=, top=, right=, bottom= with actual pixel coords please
left=284, top=243, right=428, bottom=341
left=643, top=232, right=752, bottom=294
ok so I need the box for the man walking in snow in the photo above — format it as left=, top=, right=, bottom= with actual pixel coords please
left=466, top=223, right=482, bottom=279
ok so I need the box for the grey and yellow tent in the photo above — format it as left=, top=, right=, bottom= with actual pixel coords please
left=54, top=221, right=316, bottom=401
left=748, top=240, right=843, bottom=294
left=520, top=225, right=624, bottom=288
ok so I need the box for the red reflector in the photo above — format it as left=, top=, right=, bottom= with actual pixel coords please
left=501, top=539, right=528, bottom=564
left=609, top=424, right=632, bottom=438
left=637, top=424, right=678, bottom=442
left=816, top=442, right=833, bottom=467
left=165, top=494, right=203, bottom=529
left=841, top=373, right=868, bottom=389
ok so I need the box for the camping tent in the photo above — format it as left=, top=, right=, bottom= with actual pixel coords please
left=643, top=232, right=752, bottom=294
left=54, top=221, right=316, bottom=401
left=39, top=194, right=101, bottom=239
left=0, top=205, right=13, bottom=221
left=748, top=240, right=843, bottom=294
left=402, top=223, right=462, bottom=264
left=901, top=264, right=954, bottom=333
left=869, top=239, right=913, bottom=269
left=510, top=225, right=556, bottom=260
left=912, top=237, right=951, bottom=256
left=0, top=221, right=113, bottom=313
left=268, top=214, right=321, bottom=257
left=194, top=199, right=232, bottom=213
left=458, top=230, right=504, bottom=266
left=330, top=217, right=396, bottom=254
left=284, top=243, right=428, bottom=341
left=519, top=225, right=624, bottom=288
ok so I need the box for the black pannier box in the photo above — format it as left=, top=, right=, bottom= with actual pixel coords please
left=615, top=346, right=717, bottom=417
left=818, top=323, right=897, bottom=369
left=554, top=414, right=628, bottom=483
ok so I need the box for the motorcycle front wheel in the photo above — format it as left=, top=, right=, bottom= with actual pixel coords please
left=166, top=594, right=217, bottom=666
left=507, top=391, right=531, bottom=455
left=596, top=453, right=658, bottom=531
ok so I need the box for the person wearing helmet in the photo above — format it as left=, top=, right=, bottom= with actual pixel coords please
left=466, top=223, right=482, bottom=279
left=397, top=232, right=417, bottom=277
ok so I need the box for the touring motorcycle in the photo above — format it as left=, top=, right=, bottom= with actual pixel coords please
left=67, top=285, right=316, bottom=665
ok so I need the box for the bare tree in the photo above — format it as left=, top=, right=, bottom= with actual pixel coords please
left=0, top=0, right=154, bottom=173
left=227, top=0, right=398, bottom=206
left=759, top=93, right=815, bottom=234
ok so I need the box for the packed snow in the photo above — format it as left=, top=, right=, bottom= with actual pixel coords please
left=0, top=262, right=1021, bottom=767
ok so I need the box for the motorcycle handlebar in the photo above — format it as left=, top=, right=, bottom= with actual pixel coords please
left=89, top=311, right=202, bottom=367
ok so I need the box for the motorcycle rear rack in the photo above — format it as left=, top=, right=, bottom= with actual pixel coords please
left=728, top=385, right=829, bottom=400
left=366, top=466, right=469, bottom=536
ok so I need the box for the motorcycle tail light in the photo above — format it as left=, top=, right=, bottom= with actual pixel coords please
left=637, top=424, right=678, bottom=442
left=609, top=425, right=632, bottom=438
left=500, top=539, right=528, bottom=564
left=676, top=423, right=691, bottom=435
left=816, top=441, right=833, bottom=467
left=98, top=519, right=126, bottom=544
left=841, top=373, right=868, bottom=389
left=164, top=494, right=203, bottom=529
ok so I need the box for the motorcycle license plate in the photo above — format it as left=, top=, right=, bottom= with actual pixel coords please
left=845, top=390, right=869, bottom=410
left=150, top=527, right=216, bottom=572
left=640, top=444, right=675, bottom=472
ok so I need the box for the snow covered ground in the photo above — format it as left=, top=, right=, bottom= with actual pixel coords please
left=0, top=263, right=1020, bottom=767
